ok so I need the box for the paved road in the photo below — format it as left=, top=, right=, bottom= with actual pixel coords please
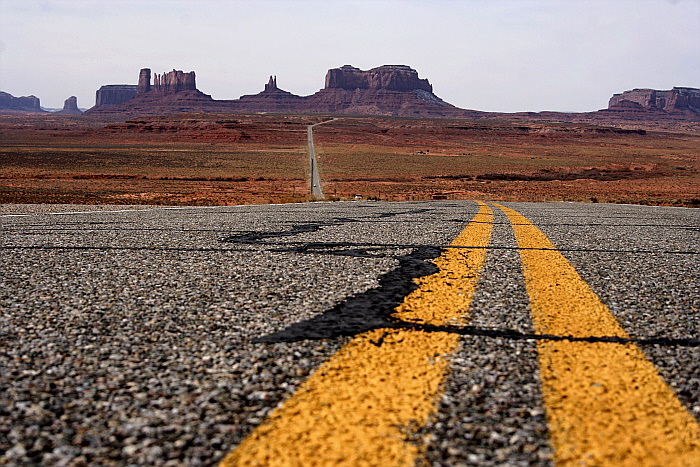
left=1, top=201, right=698, bottom=465
left=307, top=118, right=336, bottom=199
left=307, top=121, right=329, bottom=199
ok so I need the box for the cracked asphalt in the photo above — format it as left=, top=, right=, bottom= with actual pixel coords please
left=1, top=201, right=698, bottom=465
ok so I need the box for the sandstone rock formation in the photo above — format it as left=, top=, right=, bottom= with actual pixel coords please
left=0, top=91, right=43, bottom=112
left=83, top=65, right=700, bottom=124
left=94, top=85, right=138, bottom=109
left=57, top=96, right=83, bottom=115
left=324, top=65, right=433, bottom=92
left=136, top=68, right=197, bottom=94
left=152, top=69, right=197, bottom=94
left=264, top=76, right=278, bottom=92
left=138, top=68, right=151, bottom=94
left=232, top=66, right=469, bottom=116
left=608, top=87, right=700, bottom=114
left=88, top=64, right=468, bottom=117
left=233, top=76, right=306, bottom=112
left=309, top=64, right=466, bottom=116
left=88, top=68, right=212, bottom=115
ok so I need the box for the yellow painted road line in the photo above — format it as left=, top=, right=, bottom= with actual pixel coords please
left=392, top=202, right=493, bottom=325
left=219, top=202, right=494, bottom=466
left=496, top=204, right=700, bottom=466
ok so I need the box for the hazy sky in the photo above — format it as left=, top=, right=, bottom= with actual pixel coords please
left=1, top=0, right=698, bottom=112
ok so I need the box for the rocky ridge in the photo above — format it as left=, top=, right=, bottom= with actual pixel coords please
left=89, top=65, right=471, bottom=117
left=59, top=65, right=700, bottom=124
left=608, top=87, right=700, bottom=113
left=0, top=91, right=44, bottom=113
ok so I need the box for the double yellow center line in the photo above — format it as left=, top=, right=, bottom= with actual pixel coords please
left=220, top=202, right=699, bottom=466
left=498, top=204, right=700, bottom=466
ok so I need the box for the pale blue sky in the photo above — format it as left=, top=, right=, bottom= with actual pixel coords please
left=1, top=0, right=698, bottom=111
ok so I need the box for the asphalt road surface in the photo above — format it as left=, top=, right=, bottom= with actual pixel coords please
left=307, top=121, right=331, bottom=199
left=1, top=201, right=698, bottom=466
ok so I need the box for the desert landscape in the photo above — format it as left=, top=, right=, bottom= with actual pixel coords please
left=3, top=3, right=700, bottom=466
left=0, top=111, right=698, bottom=207
left=1, top=65, right=698, bottom=207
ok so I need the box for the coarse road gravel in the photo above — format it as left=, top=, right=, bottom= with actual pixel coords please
left=1, top=201, right=698, bottom=465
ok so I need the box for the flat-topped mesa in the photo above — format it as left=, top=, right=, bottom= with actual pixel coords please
left=608, top=87, right=700, bottom=112
left=0, top=91, right=42, bottom=112
left=324, top=65, right=433, bottom=92
left=95, top=85, right=138, bottom=108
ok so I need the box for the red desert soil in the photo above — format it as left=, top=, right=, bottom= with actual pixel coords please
left=0, top=113, right=698, bottom=206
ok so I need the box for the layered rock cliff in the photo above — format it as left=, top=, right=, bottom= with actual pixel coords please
left=88, top=68, right=213, bottom=114
left=94, top=85, right=138, bottom=109
left=152, top=69, right=197, bottom=94
left=83, top=65, right=699, bottom=122
left=136, top=68, right=197, bottom=94
left=0, top=91, right=43, bottom=112
left=325, top=65, right=433, bottom=92
left=608, top=87, right=700, bottom=114
left=309, top=64, right=464, bottom=116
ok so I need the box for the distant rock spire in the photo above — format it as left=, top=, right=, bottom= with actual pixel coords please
left=58, top=95, right=83, bottom=114
left=138, top=68, right=151, bottom=94
left=265, top=75, right=278, bottom=92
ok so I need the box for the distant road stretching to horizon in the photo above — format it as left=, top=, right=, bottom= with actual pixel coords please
left=307, top=123, right=324, bottom=199
left=1, top=200, right=698, bottom=465
left=307, top=118, right=337, bottom=199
